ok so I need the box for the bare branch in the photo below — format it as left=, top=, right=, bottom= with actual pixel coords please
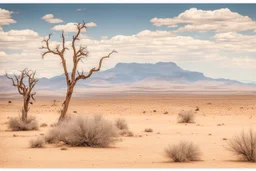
left=75, top=50, right=117, bottom=82
left=41, top=33, right=70, bottom=86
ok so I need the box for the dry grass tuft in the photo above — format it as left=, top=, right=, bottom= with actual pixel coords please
left=145, top=128, right=153, bottom=132
left=29, top=137, right=45, bottom=148
left=178, top=110, right=195, bottom=123
left=40, top=123, right=48, bottom=127
left=8, top=116, right=38, bottom=131
left=115, top=118, right=128, bottom=130
left=45, top=115, right=118, bottom=147
left=165, top=141, right=201, bottom=162
left=227, top=129, right=256, bottom=162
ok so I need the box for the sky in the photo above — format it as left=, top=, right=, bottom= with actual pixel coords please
left=0, top=4, right=256, bottom=83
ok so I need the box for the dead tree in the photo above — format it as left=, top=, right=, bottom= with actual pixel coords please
left=41, top=22, right=117, bottom=122
left=5, top=69, right=39, bottom=122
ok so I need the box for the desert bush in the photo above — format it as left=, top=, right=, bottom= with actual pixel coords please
left=145, top=128, right=153, bottom=132
left=45, top=115, right=118, bottom=147
left=40, top=123, right=48, bottom=127
left=119, top=129, right=134, bottom=137
left=8, top=116, right=38, bottom=131
left=178, top=110, right=195, bottom=123
left=115, top=118, right=128, bottom=130
left=227, top=129, right=256, bottom=162
left=165, top=141, right=201, bottom=162
left=29, top=137, right=45, bottom=148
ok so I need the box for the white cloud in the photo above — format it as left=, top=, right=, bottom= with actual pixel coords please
left=76, top=8, right=86, bottom=12
left=0, top=8, right=16, bottom=27
left=52, top=22, right=97, bottom=32
left=42, top=14, right=63, bottom=24
left=0, top=29, right=41, bottom=50
left=150, top=8, right=256, bottom=32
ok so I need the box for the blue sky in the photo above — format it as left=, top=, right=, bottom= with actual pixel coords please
left=1, top=4, right=256, bottom=39
left=1, top=4, right=256, bottom=83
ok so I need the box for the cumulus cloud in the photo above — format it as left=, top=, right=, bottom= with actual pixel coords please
left=150, top=8, right=256, bottom=32
left=0, top=29, right=42, bottom=50
left=42, top=14, right=63, bottom=24
left=52, top=22, right=97, bottom=32
left=0, top=8, right=16, bottom=27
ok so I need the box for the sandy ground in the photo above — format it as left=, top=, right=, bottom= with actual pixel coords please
left=0, top=95, right=256, bottom=168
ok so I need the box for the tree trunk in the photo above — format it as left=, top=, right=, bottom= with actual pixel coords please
left=22, top=95, right=30, bottom=122
left=59, top=85, right=74, bottom=122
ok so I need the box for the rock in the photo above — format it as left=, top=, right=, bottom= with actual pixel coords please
left=153, top=110, right=156, bottom=112
left=73, top=111, right=77, bottom=113
left=143, top=111, right=146, bottom=113
left=195, top=106, right=199, bottom=111
left=163, top=112, right=168, bottom=114
left=8, top=101, right=12, bottom=104
left=223, top=138, right=227, bottom=140
left=61, top=147, right=67, bottom=150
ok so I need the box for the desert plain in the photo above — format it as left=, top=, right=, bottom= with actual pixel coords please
left=0, top=94, right=256, bottom=168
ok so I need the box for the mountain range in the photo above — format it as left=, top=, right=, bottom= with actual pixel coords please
left=1, top=62, right=255, bottom=97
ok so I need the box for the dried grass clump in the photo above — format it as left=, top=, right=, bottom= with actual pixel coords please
left=8, top=116, right=38, bottom=131
left=178, top=110, right=195, bottom=123
left=227, top=129, right=256, bottom=162
left=145, top=128, right=153, bottom=132
left=115, top=118, right=134, bottom=137
left=45, top=115, right=118, bottom=147
left=165, top=141, right=201, bottom=162
left=115, top=118, right=128, bottom=130
left=29, top=137, right=45, bottom=148
left=40, top=123, right=48, bottom=127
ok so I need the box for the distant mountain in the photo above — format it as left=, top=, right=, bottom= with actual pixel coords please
left=1, top=62, right=256, bottom=96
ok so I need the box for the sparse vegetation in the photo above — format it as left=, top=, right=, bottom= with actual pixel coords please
left=115, top=118, right=128, bottom=130
left=29, top=137, right=45, bottom=148
left=165, top=141, right=201, bottom=162
left=45, top=115, right=118, bottom=147
left=40, top=123, right=48, bottom=127
left=178, top=110, right=195, bottom=123
left=144, top=128, right=153, bottom=132
left=8, top=116, right=38, bottom=131
left=227, top=129, right=256, bottom=162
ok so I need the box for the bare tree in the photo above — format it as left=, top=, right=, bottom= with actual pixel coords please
left=5, top=69, right=39, bottom=122
left=41, top=22, right=117, bottom=122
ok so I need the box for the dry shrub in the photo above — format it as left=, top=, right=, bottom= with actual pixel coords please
left=165, top=141, right=201, bottom=162
left=45, top=115, right=118, bottom=147
left=29, top=137, right=45, bottom=148
left=145, top=128, right=153, bottom=132
left=40, top=123, right=48, bottom=127
left=115, top=118, right=128, bottom=130
left=178, top=110, right=195, bottom=123
left=227, top=129, right=256, bottom=162
left=115, top=118, right=134, bottom=137
left=119, top=130, right=134, bottom=137
left=8, top=116, right=38, bottom=131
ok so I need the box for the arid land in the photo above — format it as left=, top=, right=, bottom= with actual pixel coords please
left=0, top=95, right=256, bottom=168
